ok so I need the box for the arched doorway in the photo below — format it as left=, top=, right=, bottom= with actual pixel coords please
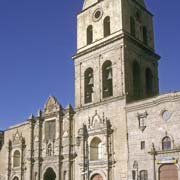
left=13, top=177, right=19, bottom=180
left=159, top=164, right=178, bottom=180
left=44, top=167, right=56, bottom=180
left=91, top=174, right=103, bottom=180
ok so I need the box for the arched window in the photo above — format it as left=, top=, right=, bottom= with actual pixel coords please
left=140, top=170, right=148, bottom=180
left=162, top=136, right=171, bottom=151
left=84, top=68, right=94, bottom=104
left=130, top=17, right=136, bottom=37
left=145, top=68, right=153, bottom=96
left=104, top=16, right=111, bottom=37
left=45, top=120, right=56, bottom=141
left=133, top=61, right=141, bottom=98
left=90, top=137, right=102, bottom=161
left=143, top=26, right=148, bottom=45
left=102, top=61, right=113, bottom=98
left=13, top=150, right=20, bottom=167
left=87, top=25, right=93, bottom=45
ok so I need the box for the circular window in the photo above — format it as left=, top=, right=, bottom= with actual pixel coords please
left=93, top=8, right=103, bottom=22
left=95, top=11, right=101, bottom=19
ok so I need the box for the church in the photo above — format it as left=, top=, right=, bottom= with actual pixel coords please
left=0, top=0, right=180, bottom=180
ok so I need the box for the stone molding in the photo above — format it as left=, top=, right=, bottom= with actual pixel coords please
left=126, top=91, right=180, bottom=112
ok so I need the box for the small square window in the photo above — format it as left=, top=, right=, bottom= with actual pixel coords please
left=141, top=141, right=145, bottom=150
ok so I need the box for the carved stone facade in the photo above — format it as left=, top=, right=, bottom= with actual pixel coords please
left=0, top=0, right=180, bottom=180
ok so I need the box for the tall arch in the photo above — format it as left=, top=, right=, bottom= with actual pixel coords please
left=13, top=150, right=20, bottom=167
left=103, top=16, right=110, bottom=37
left=132, top=61, right=141, bottom=99
left=87, top=25, right=93, bottom=45
left=102, top=60, right=113, bottom=98
left=91, top=174, right=103, bottom=180
left=84, top=68, right=94, bottom=104
left=43, top=167, right=56, bottom=180
left=90, top=137, right=102, bottom=161
left=13, top=177, right=19, bottom=180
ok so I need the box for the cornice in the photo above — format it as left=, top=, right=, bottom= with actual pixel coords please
left=72, top=32, right=160, bottom=60
left=123, top=31, right=160, bottom=60
left=6, top=121, right=29, bottom=132
left=72, top=33, right=124, bottom=59
left=132, top=0, right=153, bottom=16
left=75, top=95, right=125, bottom=112
left=126, top=91, right=180, bottom=112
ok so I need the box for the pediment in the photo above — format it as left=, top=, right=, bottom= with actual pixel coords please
left=44, top=96, right=61, bottom=114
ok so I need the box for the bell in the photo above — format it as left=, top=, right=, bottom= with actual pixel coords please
left=88, top=77, right=93, bottom=85
left=107, top=70, right=112, bottom=80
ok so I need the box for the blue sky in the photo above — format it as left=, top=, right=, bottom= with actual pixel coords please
left=0, top=0, right=179, bottom=130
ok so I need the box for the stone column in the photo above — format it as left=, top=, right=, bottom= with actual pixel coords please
left=58, top=110, right=64, bottom=180
left=29, top=115, right=35, bottom=180
left=7, top=140, right=12, bottom=180
left=67, top=105, right=75, bottom=180
left=20, top=138, right=26, bottom=180
left=37, top=111, right=43, bottom=180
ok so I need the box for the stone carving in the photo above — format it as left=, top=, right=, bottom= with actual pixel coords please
left=12, top=130, right=22, bottom=145
left=88, top=110, right=106, bottom=129
left=47, top=143, right=53, bottom=156
left=137, top=111, right=148, bottom=132
left=63, top=131, right=68, bottom=137
left=44, top=96, right=61, bottom=114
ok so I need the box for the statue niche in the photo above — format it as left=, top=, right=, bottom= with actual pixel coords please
left=88, top=111, right=106, bottom=129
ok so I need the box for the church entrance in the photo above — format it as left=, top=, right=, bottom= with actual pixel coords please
left=13, top=177, right=19, bottom=180
left=43, top=167, right=56, bottom=180
left=159, top=164, right=178, bottom=180
left=91, top=174, right=103, bottom=180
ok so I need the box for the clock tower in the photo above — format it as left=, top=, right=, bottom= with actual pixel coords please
left=73, top=0, right=160, bottom=179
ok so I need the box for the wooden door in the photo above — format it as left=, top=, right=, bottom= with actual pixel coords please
left=159, top=164, right=178, bottom=180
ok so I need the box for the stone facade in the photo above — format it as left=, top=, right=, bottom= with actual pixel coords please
left=127, top=92, right=180, bottom=180
left=0, top=0, right=180, bottom=180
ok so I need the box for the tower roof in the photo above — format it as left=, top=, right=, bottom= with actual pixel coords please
left=83, top=0, right=99, bottom=10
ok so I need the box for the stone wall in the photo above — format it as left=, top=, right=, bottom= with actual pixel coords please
left=127, top=92, right=180, bottom=180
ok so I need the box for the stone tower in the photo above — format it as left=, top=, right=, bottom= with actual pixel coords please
left=73, top=0, right=160, bottom=180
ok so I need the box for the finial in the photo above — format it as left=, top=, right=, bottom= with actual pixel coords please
left=28, top=114, right=34, bottom=120
left=37, top=109, right=42, bottom=117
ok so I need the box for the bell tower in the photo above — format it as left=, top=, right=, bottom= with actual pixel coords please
left=73, top=0, right=160, bottom=180
left=73, top=0, right=160, bottom=107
